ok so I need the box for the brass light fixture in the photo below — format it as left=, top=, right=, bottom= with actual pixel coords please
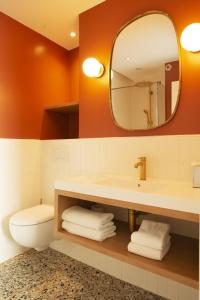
left=82, top=57, right=104, bottom=78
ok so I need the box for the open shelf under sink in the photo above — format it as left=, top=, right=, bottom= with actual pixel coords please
left=55, top=190, right=199, bottom=289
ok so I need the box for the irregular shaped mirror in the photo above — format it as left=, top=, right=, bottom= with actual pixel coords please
left=110, top=12, right=180, bottom=130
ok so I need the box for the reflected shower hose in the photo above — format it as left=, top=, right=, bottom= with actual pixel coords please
left=143, top=88, right=153, bottom=128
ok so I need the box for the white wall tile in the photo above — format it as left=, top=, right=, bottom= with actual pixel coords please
left=41, top=140, right=72, bottom=204
left=121, top=262, right=146, bottom=289
left=144, top=272, right=159, bottom=295
left=157, top=275, right=168, bottom=298
left=155, top=275, right=197, bottom=300
left=80, top=139, right=101, bottom=175
left=90, top=251, right=109, bottom=272
left=166, top=278, right=178, bottom=300
left=50, top=239, right=73, bottom=256
left=179, top=135, right=200, bottom=182
left=154, top=135, right=180, bottom=180
left=122, top=263, right=162, bottom=297
left=68, top=139, right=81, bottom=176
left=177, top=283, right=198, bottom=300
left=94, top=252, right=122, bottom=279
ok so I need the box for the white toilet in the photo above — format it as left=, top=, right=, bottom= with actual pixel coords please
left=9, top=204, right=55, bottom=251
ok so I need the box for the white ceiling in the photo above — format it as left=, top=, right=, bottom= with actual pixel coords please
left=112, top=14, right=179, bottom=80
left=0, top=0, right=105, bottom=50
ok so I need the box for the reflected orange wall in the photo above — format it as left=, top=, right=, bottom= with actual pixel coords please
left=79, top=0, right=200, bottom=137
left=0, top=12, right=70, bottom=139
left=165, top=61, right=179, bottom=120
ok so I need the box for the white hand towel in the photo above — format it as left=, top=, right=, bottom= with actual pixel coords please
left=96, top=221, right=114, bottom=230
left=128, top=240, right=171, bottom=261
left=62, top=206, right=114, bottom=230
left=140, top=219, right=170, bottom=237
left=62, top=221, right=116, bottom=241
left=131, top=231, right=171, bottom=251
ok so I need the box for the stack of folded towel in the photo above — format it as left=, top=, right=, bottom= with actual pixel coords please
left=128, top=219, right=171, bottom=261
left=62, top=206, right=116, bottom=241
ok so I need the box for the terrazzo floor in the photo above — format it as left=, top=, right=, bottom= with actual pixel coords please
left=0, top=248, right=166, bottom=300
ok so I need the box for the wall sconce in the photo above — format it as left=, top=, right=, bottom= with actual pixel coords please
left=82, top=57, right=104, bottom=78
left=180, top=23, right=200, bottom=52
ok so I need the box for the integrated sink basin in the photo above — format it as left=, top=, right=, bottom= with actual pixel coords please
left=94, top=176, right=166, bottom=193
left=55, top=174, right=200, bottom=215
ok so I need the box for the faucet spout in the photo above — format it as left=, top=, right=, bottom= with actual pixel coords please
left=134, top=157, right=146, bottom=180
left=134, top=161, right=142, bottom=168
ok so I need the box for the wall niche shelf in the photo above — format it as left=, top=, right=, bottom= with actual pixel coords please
left=45, top=102, right=79, bottom=114
left=45, top=102, right=79, bottom=139
left=55, top=190, right=199, bottom=289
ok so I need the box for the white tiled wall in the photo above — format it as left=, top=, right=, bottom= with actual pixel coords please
left=41, top=135, right=200, bottom=205
left=0, top=139, right=41, bottom=262
left=41, top=135, right=200, bottom=300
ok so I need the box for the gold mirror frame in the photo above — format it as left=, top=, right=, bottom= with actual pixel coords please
left=109, top=11, right=181, bottom=131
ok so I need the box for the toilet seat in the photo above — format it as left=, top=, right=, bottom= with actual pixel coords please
left=10, top=204, right=54, bottom=226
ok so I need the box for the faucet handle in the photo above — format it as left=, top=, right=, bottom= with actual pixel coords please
left=138, top=156, right=146, bottom=161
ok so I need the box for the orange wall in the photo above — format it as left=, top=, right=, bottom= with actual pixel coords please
left=79, top=0, right=200, bottom=137
left=42, top=48, right=79, bottom=139
left=68, top=48, right=79, bottom=103
left=0, top=12, right=71, bottom=139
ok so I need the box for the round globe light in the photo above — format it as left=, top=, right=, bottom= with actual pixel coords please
left=70, top=32, right=76, bottom=38
left=180, top=23, right=200, bottom=52
left=82, top=58, right=104, bottom=77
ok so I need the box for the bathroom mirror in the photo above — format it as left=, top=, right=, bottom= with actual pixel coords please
left=110, top=12, right=180, bottom=130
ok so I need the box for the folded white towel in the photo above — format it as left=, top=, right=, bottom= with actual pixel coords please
left=62, top=221, right=116, bottom=241
left=131, top=219, right=170, bottom=250
left=128, top=240, right=171, bottom=261
left=131, top=231, right=171, bottom=251
left=140, top=219, right=170, bottom=237
left=62, top=206, right=114, bottom=230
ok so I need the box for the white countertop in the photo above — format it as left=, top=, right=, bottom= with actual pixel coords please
left=55, top=174, right=200, bottom=215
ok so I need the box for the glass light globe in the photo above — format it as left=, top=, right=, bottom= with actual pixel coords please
left=82, top=58, right=104, bottom=77
left=180, top=23, right=200, bottom=52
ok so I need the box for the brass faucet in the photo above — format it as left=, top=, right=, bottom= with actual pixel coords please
left=134, top=156, right=146, bottom=180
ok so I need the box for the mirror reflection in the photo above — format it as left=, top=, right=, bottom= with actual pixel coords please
left=110, top=13, right=180, bottom=130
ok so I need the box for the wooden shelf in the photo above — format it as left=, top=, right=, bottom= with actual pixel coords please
left=55, top=192, right=199, bottom=289
left=45, top=102, right=79, bottom=114
left=56, top=221, right=199, bottom=289
left=56, top=190, right=199, bottom=223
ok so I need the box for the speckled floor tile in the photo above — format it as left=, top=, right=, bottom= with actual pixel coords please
left=0, top=248, right=166, bottom=300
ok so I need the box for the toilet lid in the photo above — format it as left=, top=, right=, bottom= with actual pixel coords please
left=10, top=204, right=54, bottom=226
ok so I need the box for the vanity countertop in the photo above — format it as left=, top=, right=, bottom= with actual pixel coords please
left=55, top=174, right=200, bottom=215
